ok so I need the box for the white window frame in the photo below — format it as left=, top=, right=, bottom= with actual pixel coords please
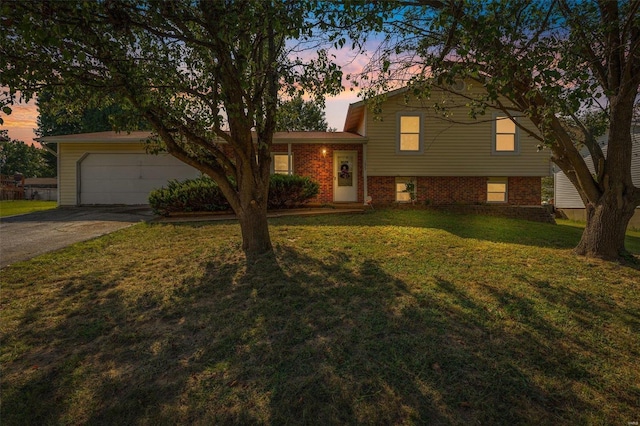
left=487, top=177, right=508, bottom=203
left=271, top=153, right=293, bottom=175
left=492, top=113, right=519, bottom=155
left=395, top=177, right=416, bottom=203
left=397, top=112, right=424, bottom=154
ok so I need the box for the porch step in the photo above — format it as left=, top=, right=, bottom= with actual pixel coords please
left=308, top=202, right=367, bottom=210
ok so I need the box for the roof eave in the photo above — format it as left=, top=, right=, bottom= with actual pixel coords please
left=38, top=131, right=153, bottom=144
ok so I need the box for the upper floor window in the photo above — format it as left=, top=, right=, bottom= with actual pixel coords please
left=493, top=114, right=519, bottom=154
left=397, top=113, right=423, bottom=154
left=272, top=153, right=292, bottom=175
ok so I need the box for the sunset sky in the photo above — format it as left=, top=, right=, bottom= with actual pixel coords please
left=1, top=101, right=40, bottom=144
left=0, top=89, right=364, bottom=146
left=0, top=38, right=378, bottom=145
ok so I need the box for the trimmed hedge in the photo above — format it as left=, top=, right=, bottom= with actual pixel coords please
left=148, top=176, right=228, bottom=216
left=268, top=173, right=320, bottom=209
left=149, top=174, right=320, bottom=216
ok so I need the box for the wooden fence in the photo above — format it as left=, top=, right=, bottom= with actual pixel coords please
left=1, top=175, right=25, bottom=200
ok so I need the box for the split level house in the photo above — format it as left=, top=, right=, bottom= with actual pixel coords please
left=41, top=85, right=551, bottom=208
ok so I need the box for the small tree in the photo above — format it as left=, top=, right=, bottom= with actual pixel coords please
left=403, top=180, right=416, bottom=204
left=1, top=1, right=342, bottom=261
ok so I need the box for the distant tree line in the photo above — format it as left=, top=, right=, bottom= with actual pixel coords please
left=0, top=130, right=55, bottom=178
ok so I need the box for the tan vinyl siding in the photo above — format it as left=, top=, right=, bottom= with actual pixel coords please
left=58, top=142, right=146, bottom=206
left=364, top=88, right=550, bottom=177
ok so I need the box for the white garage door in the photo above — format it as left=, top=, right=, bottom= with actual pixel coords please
left=79, top=153, right=200, bottom=205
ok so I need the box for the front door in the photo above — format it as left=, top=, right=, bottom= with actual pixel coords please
left=333, top=151, right=358, bottom=202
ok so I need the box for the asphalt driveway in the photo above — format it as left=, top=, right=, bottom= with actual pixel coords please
left=0, top=207, right=154, bottom=268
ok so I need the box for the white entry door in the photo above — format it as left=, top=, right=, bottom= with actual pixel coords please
left=334, top=151, right=358, bottom=202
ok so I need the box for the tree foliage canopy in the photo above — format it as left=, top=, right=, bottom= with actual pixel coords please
left=0, top=130, right=55, bottom=178
left=35, top=89, right=149, bottom=138
left=1, top=0, right=343, bottom=258
left=276, top=95, right=330, bottom=132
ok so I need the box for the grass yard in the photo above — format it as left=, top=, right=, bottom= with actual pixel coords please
left=0, top=200, right=57, bottom=217
left=557, top=217, right=640, bottom=244
left=1, top=210, right=639, bottom=425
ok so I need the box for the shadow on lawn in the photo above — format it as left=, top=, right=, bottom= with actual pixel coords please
left=2, top=245, right=633, bottom=424
left=279, top=210, right=583, bottom=249
left=275, top=210, right=640, bottom=257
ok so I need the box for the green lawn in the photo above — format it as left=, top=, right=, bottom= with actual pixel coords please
left=1, top=210, right=639, bottom=425
left=557, top=218, right=640, bottom=248
left=0, top=200, right=57, bottom=217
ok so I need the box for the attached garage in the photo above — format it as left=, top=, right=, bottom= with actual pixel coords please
left=79, top=153, right=199, bottom=205
left=42, top=129, right=368, bottom=207
left=41, top=131, right=200, bottom=206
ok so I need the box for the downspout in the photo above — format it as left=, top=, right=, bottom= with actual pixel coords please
left=363, top=142, right=368, bottom=205
left=362, top=107, right=368, bottom=205
left=288, top=143, right=292, bottom=175
left=57, top=144, right=61, bottom=207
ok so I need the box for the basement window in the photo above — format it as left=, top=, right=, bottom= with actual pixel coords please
left=487, top=178, right=508, bottom=203
left=396, top=177, right=416, bottom=202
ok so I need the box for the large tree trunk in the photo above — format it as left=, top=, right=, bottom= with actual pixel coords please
left=574, top=195, right=636, bottom=260
left=233, top=160, right=273, bottom=261
left=572, top=87, right=639, bottom=261
left=236, top=199, right=273, bottom=261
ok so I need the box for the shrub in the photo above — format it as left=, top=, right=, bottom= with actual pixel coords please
left=149, top=174, right=320, bottom=216
left=267, top=174, right=319, bottom=209
left=148, top=176, right=229, bottom=216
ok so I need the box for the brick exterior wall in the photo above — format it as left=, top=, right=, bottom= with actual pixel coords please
left=368, top=176, right=541, bottom=206
left=273, top=143, right=363, bottom=204
left=418, top=176, right=487, bottom=205
left=220, top=143, right=541, bottom=206
left=507, top=176, right=542, bottom=205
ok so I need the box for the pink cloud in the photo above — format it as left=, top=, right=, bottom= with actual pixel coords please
left=1, top=102, right=39, bottom=144
left=0, top=44, right=374, bottom=139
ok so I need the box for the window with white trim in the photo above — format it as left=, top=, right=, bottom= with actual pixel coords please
left=493, top=114, right=518, bottom=153
left=487, top=178, right=508, bottom=203
left=396, top=177, right=416, bottom=202
left=272, top=153, right=292, bottom=175
left=397, top=113, right=423, bottom=153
